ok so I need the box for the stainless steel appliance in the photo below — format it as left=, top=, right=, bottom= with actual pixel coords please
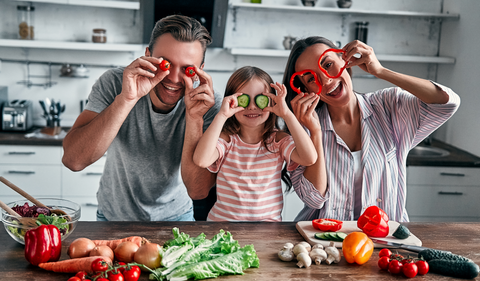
left=2, top=99, right=33, bottom=131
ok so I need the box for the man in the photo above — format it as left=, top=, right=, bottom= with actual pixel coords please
left=62, top=15, right=221, bottom=221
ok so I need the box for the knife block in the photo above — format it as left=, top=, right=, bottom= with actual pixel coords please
left=41, top=126, right=62, bottom=136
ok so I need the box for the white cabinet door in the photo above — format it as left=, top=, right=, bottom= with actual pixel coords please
left=61, top=165, right=103, bottom=197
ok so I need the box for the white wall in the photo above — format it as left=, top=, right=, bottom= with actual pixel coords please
left=437, top=0, right=480, bottom=156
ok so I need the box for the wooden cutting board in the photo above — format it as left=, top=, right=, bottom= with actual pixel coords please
left=296, top=220, right=422, bottom=248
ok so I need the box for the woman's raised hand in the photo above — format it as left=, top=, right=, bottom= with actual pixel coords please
left=290, top=92, right=321, bottom=132
left=342, top=40, right=384, bottom=77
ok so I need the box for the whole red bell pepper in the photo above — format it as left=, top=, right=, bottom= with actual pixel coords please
left=24, top=224, right=62, bottom=266
left=357, top=206, right=389, bottom=237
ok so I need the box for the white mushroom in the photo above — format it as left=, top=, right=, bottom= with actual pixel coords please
left=312, top=243, right=324, bottom=250
left=293, top=243, right=309, bottom=257
left=310, top=248, right=328, bottom=265
left=278, top=243, right=295, bottom=262
left=296, top=252, right=312, bottom=268
left=296, top=241, right=312, bottom=252
left=324, top=241, right=341, bottom=264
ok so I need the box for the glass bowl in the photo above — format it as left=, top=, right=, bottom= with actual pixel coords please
left=1, top=198, right=81, bottom=245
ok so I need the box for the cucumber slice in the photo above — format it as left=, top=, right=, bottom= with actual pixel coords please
left=255, top=94, right=269, bottom=109
left=314, top=233, right=329, bottom=240
left=335, top=232, right=347, bottom=241
left=237, top=94, right=250, bottom=108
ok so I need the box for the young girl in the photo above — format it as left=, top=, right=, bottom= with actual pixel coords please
left=193, top=66, right=320, bottom=222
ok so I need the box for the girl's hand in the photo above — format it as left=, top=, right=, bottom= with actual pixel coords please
left=290, top=92, right=321, bottom=132
left=263, top=82, right=290, bottom=118
left=342, top=40, right=384, bottom=77
left=219, top=93, right=245, bottom=119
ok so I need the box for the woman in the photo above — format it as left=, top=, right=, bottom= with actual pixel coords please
left=283, top=37, right=460, bottom=222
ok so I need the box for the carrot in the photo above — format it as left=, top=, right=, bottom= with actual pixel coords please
left=38, top=256, right=112, bottom=274
left=91, top=236, right=148, bottom=250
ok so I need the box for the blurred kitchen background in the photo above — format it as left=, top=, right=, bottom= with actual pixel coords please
left=0, top=0, right=479, bottom=222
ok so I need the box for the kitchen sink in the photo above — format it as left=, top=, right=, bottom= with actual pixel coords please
left=408, top=146, right=450, bottom=158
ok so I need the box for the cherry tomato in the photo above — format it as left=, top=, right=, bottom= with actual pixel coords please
left=159, top=59, right=171, bottom=71
left=377, top=256, right=390, bottom=270
left=68, top=277, right=82, bottom=281
left=116, top=262, right=127, bottom=274
left=388, top=259, right=403, bottom=274
left=108, top=271, right=125, bottom=281
left=75, top=271, right=88, bottom=280
left=403, top=262, right=418, bottom=278
left=416, top=260, right=429, bottom=275
left=185, top=66, right=196, bottom=77
left=401, top=258, right=413, bottom=265
left=378, top=248, right=392, bottom=258
left=123, top=265, right=141, bottom=281
left=91, top=258, right=109, bottom=272
left=97, top=278, right=110, bottom=281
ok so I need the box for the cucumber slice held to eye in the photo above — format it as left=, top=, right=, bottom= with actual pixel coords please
left=237, top=94, right=250, bottom=108
left=255, top=94, right=269, bottom=109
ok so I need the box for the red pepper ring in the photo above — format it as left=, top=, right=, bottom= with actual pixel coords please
left=317, top=48, right=349, bottom=79
left=312, top=218, right=344, bottom=232
left=289, top=69, right=322, bottom=95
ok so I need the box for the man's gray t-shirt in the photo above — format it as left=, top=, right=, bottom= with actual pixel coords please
left=85, top=67, right=222, bottom=221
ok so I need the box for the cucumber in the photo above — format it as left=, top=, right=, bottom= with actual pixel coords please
left=314, top=232, right=347, bottom=242
left=254, top=94, right=269, bottom=109
left=419, top=249, right=472, bottom=263
left=335, top=232, right=347, bottom=241
left=428, top=259, right=479, bottom=279
left=392, top=224, right=411, bottom=239
left=237, top=94, right=250, bottom=108
left=314, top=233, right=329, bottom=240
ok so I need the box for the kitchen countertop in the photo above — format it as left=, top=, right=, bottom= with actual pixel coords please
left=1, top=128, right=480, bottom=167
left=1, top=221, right=479, bottom=280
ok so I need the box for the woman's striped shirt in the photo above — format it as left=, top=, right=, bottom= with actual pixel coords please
left=207, top=132, right=298, bottom=221
left=292, top=82, right=460, bottom=222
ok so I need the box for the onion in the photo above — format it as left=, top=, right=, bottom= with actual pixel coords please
left=134, top=242, right=162, bottom=270
left=89, top=245, right=114, bottom=261
left=67, top=237, right=96, bottom=259
left=114, top=241, right=139, bottom=263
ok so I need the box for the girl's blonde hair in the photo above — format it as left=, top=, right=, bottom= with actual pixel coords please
left=223, top=66, right=277, bottom=152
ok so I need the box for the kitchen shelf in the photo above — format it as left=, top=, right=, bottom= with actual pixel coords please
left=15, top=0, right=140, bottom=10
left=0, top=39, right=144, bottom=52
left=230, top=3, right=460, bottom=20
left=229, top=48, right=455, bottom=64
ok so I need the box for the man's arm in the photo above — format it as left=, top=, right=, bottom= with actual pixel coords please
left=181, top=65, right=218, bottom=200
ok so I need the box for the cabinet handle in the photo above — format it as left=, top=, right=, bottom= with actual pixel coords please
left=85, top=203, right=98, bottom=207
left=440, top=172, right=465, bottom=177
left=438, top=191, right=463, bottom=195
left=86, top=172, right=102, bottom=176
left=8, top=170, right=35, bottom=175
left=8, top=151, right=35, bottom=155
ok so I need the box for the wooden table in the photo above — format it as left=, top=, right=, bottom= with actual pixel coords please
left=1, top=221, right=479, bottom=280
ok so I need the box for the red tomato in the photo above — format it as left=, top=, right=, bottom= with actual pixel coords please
left=97, top=279, right=110, bottom=281
left=416, top=260, right=429, bottom=275
left=159, top=59, right=171, bottom=71
left=401, top=258, right=413, bottom=265
left=377, top=256, right=390, bottom=270
left=123, top=265, right=141, bottom=281
left=68, top=277, right=82, bottom=281
left=91, top=258, right=109, bottom=272
left=312, top=218, right=343, bottom=232
left=403, top=262, right=418, bottom=278
left=185, top=66, right=196, bottom=77
left=108, top=271, right=125, bottom=281
left=388, top=259, right=403, bottom=274
left=75, top=271, right=88, bottom=280
left=116, top=262, right=127, bottom=274
left=378, top=248, right=392, bottom=258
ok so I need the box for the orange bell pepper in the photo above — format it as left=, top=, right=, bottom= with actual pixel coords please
left=342, top=232, right=374, bottom=265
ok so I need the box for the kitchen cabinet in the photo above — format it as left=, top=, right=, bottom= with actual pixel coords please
left=406, top=166, right=480, bottom=222
left=0, top=145, right=104, bottom=221
left=225, top=1, right=459, bottom=64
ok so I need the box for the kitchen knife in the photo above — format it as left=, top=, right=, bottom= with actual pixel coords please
left=370, top=238, right=445, bottom=253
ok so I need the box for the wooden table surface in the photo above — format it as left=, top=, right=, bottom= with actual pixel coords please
left=1, top=221, right=479, bottom=280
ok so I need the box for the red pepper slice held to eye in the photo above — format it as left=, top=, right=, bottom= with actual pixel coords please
left=312, top=218, right=343, bottom=232
left=357, top=206, right=389, bottom=237
left=289, top=69, right=322, bottom=95
left=317, top=48, right=349, bottom=79
left=185, top=66, right=196, bottom=77
left=25, top=224, right=62, bottom=266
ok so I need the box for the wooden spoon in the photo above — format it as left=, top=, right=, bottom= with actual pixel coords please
left=0, top=198, right=38, bottom=227
left=0, top=176, right=69, bottom=218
